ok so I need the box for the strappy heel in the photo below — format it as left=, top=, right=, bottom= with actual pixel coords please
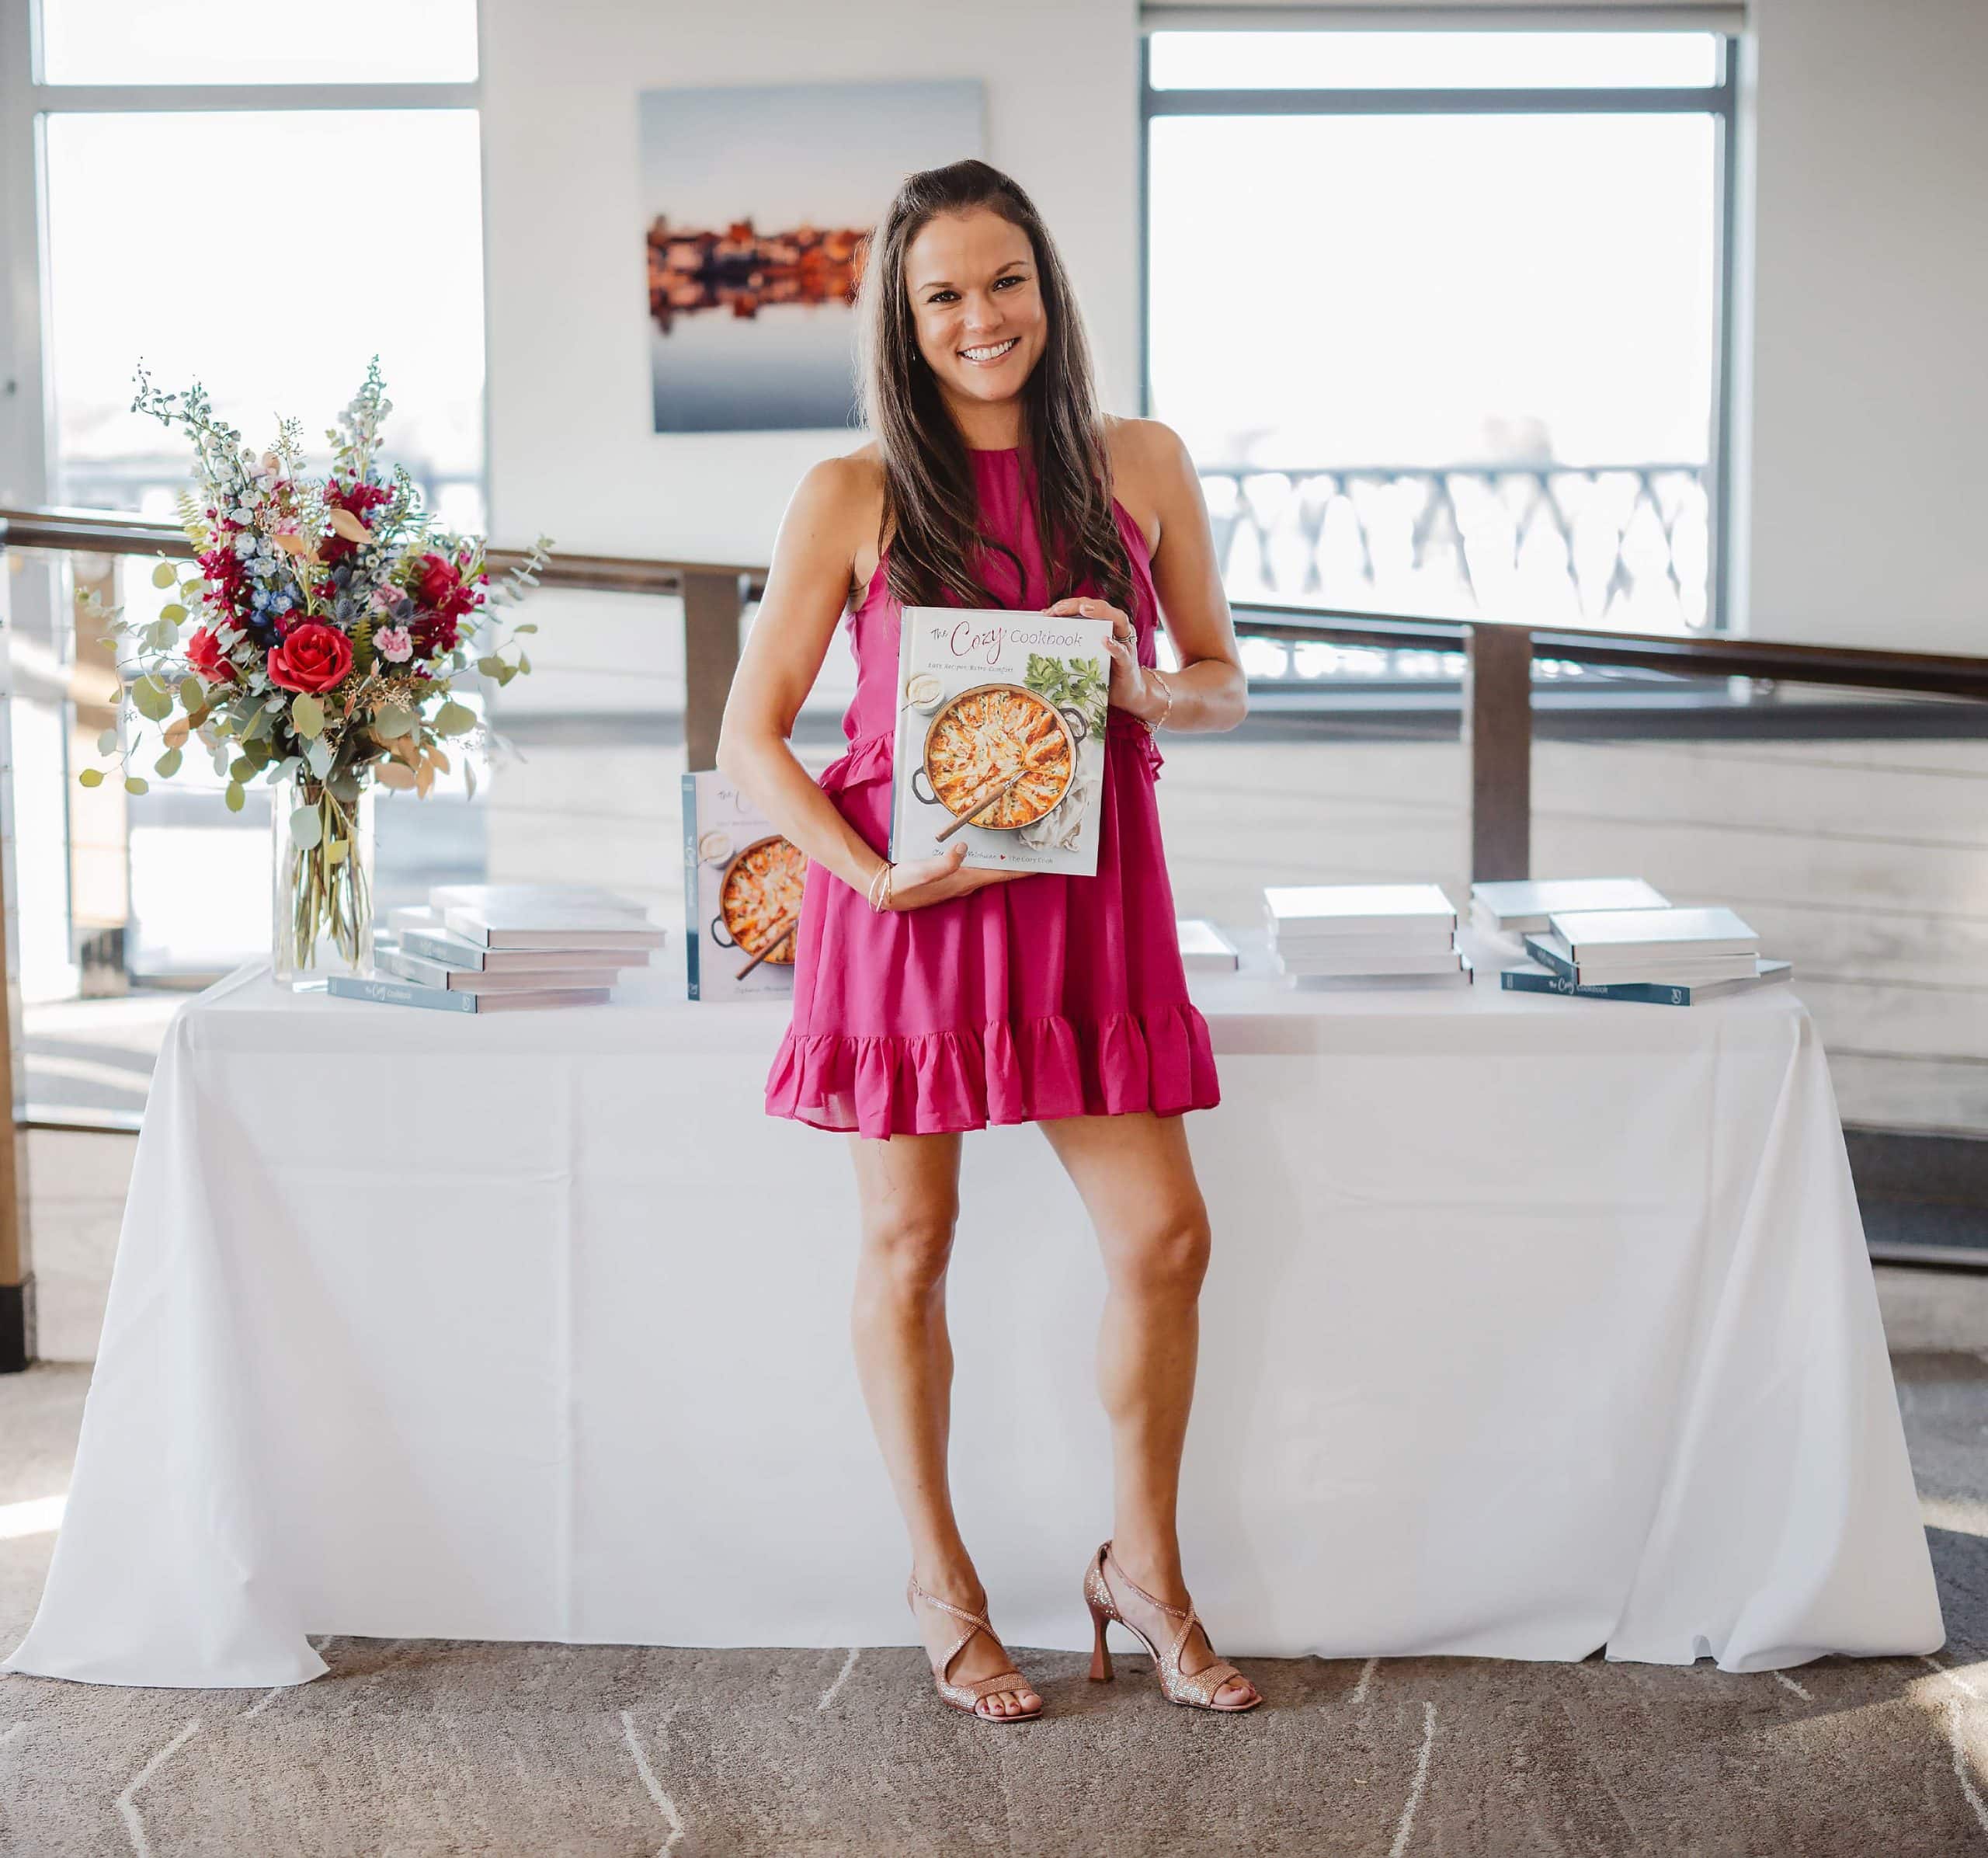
left=906, top=1572, right=1044, bottom=1722
left=1083, top=1539, right=1262, bottom=1712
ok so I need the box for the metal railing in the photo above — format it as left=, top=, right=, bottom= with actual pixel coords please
left=5, top=503, right=1988, bottom=1365
left=1200, top=463, right=1713, bottom=638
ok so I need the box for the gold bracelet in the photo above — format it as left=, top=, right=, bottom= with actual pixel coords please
left=1142, top=669, right=1175, bottom=736
left=866, top=858, right=894, bottom=912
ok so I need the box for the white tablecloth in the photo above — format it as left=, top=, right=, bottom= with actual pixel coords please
left=4, top=934, right=1943, bottom=1687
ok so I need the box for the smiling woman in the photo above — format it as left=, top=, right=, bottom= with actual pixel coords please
left=714, top=158, right=1263, bottom=1730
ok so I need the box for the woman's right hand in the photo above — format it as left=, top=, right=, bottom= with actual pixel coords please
left=879, top=845, right=1026, bottom=910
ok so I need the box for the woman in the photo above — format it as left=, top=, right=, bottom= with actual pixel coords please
left=714, top=160, right=1258, bottom=1720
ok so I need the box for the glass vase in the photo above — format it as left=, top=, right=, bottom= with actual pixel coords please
left=271, top=778, right=376, bottom=987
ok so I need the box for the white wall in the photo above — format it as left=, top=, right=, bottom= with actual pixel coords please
left=480, top=0, right=1139, bottom=568
left=479, top=0, right=1988, bottom=664
left=1736, top=0, right=1988, bottom=653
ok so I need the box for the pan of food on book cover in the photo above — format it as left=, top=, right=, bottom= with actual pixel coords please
left=891, top=608, right=1114, bottom=875
left=710, top=833, right=806, bottom=966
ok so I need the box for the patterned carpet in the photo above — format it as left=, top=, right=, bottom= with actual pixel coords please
left=2, top=1354, right=1985, bottom=1858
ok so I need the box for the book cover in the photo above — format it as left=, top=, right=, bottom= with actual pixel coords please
left=1469, top=876, right=1669, bottom=933
left=681, top=770, right=806, bottom=1001
left=1522, top=931, right=1760, bottom=986
left=1500, top=957, right=1792, bottom=1006
left=889, top=605, right=1116, bottom=876
left=1263, top=882, right=1457, bottom=940
left=427, top=882, right=648, bottom=917
left=328, top=975, right=610, bottom=1013
left=440, top=904, right=669, bottom=951
left=376, top=946, right=621, bottom=993
left=1176, top=919, right=1239, bottom=972
left=1545, top=904, right=1758, bottom=961
left=398, top=924, right=652, bottom=972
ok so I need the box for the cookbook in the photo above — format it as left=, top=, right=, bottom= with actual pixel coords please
left=888, top=605, right=1117, bottom=877
left=681, top=771, right=806, bottom=1000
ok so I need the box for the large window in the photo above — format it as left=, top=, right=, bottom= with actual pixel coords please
left=5, top=0, right=485, bottom=1027
left=1144, top=31, right=1733, bottom=639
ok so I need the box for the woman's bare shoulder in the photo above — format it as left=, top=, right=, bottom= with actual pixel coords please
left=821, top=443, right=890, bottom=596
left=1103, top=416, right=1182, bottom=557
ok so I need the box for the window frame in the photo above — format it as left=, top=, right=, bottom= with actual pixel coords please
left=1137, top=29, right=1740, bottom=631
left=0, top=0, right=487, bottom=524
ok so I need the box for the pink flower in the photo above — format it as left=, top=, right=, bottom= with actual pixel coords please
left=374, top=624, right=413, bottom=663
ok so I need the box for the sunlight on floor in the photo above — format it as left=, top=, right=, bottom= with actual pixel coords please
left=0, top=1494, right=67, bottom=1540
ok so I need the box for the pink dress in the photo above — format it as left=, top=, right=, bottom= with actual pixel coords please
left=763, top=444, right=1221, bottom=1139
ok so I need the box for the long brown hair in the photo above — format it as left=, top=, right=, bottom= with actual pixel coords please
left=855, top=159, right=1135, bottom=618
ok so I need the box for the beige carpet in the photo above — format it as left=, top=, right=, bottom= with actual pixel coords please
left=3, top=1353, right=1986, bottom=1857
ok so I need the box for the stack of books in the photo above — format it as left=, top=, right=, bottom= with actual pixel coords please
left=1263, top=883, right=1472, bottom=988
left=1505, top=904, right=1791, bottom=1007
left=332, top=883, right=667, bottom=1013
left=1176, top=919, right=1239, bottom=973
left=1470, top=876, right=1669, bottom=938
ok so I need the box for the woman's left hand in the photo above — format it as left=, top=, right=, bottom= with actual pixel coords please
left=1044, top=596, right=1165, bottom=725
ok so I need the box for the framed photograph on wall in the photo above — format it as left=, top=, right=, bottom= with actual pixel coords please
left=638, top=79, right=985, bottom=433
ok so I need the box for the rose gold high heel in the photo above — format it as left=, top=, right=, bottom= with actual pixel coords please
left=1083, top=1540, right=1261, bottom=1712
left=906, top=1573, right=1044, bottom=1722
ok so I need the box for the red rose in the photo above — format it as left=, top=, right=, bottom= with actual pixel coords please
left=186, top=626, right=235, bottom=684
left=266, top=621, right=353, bottom=694
left=411, top=551, right=460, bottom=610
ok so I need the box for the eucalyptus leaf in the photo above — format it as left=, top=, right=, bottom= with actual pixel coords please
left=290, top=694, right=325, bottom=739
left=434, top=700, right=474, bottom=737
left=131, top=674, right=173, bottom=722
left=224, top=781, right=245, bottom=813
left=151, top=561, right=176, bottom=589
left=154, top=746, right=182, bottom=778
left=372, top=703, right=415, bottom=740
left=289, top=806, right=323, bottom=850
left=123, top=775, right=149, bottom=795
left=160, top=604, right=187, bottom=624
left=96, top=726, right=117, bottom=755
left=306, top=737, right=333, bottom=779
left=475, top=656, right=505, bottom=680
left=78, top=767, right=104, bottom=788
left=178, top=677, right=206, bottom=712
left=230, top=756, right=254, bottom=783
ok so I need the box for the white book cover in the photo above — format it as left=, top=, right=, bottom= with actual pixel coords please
left=1176, top=919, right=1239, bottom=971
left=427, top=882, right=648, bottom=917
left=681, top=771, right=805, bottom=1001
left=1470, top=876, right=1669, bottom=930
left=889, top=606, right=1115, bottom=875
left=398, top=922, right=653, bottom=972
left=1274, top=945, right=1465, bottom=977
left=440, top=904, right=669, bottom=951
left=1548, top=904, right=1758, bottom=959
left=377, top=946, right=621, bottom=993
left=1264, top=883, right=1457, bottom=938
left=1284, top=954, right=1475, bottom=991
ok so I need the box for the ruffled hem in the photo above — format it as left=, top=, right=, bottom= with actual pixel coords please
left=765, top=1000, right=1221, bottom=1140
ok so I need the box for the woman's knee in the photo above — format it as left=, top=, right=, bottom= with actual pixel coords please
left=857, top=1197, right=960, bottom=1301
left=1104, top=1203, right=1212, bottom=1302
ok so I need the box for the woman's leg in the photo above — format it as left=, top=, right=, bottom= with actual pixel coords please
left=847, top=1129, right=1040, bottom=1717
left=1036, top=1108, right=1260, bottom=1709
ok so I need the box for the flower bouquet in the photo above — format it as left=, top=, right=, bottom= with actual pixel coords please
left=78, top=360, right=553, bottom=986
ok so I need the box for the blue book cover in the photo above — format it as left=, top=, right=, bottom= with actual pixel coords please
left=327, top=974, right=478, bottom=1014
left=1500, top=958, right=1790, bottom=1006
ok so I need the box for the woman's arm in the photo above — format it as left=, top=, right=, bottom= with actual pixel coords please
left=714, top=459, right=886, bottom=894
left=1048, top=419, right=1249, bottom=734
left=714, top=458, right=1022, bottom=910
